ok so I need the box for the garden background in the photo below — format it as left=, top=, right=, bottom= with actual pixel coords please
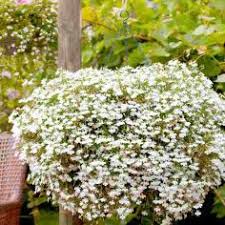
left=0, top=0, right=225, bottom=224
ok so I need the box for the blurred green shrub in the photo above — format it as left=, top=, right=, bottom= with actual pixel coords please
left=0, top=0, right=57, bottom=131
left=81, top=0, right=225, bottom=89
left=213, top=185, right=225, bottom=219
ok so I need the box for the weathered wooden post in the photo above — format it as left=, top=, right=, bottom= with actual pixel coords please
left=58, top=0, right=81, bottom=71
left=58, top=0, right=82, bottom=225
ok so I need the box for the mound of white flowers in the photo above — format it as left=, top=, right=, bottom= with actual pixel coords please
left=10, top=61, right=225, bottom=225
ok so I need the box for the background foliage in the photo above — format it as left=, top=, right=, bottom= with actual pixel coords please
left=1, top=0, right=225, bottom=131
left=0, top=0, right=57, bottom=131
left=81, top=0, right=225, bottom=90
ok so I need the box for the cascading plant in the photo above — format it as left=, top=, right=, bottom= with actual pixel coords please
left=10, top=60, right=225, bottom=225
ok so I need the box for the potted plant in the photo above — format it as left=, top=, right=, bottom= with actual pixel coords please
left=10, top=60, right=225, bottom=225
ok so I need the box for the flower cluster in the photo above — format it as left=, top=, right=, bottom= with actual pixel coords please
left=16, top=0, right=32, bottom=5
left=0, top=0, right=57, bottom=58
left=10, top=61, right=225, bottom=225
left=0, top=0, right=57, bottom=131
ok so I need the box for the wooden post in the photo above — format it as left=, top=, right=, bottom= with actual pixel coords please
left=58, top=0, right=81, bottom=71
left=59, top=206, right=83, bottom=225
left=58, top=0, right=82, bottom=225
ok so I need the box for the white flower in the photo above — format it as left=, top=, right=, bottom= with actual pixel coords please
left=10, top=60, right=225, bottom=225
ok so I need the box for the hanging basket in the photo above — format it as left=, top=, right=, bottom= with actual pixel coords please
left=10, top=61, right=225, bottom=225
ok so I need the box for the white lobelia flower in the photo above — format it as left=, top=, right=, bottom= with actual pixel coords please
left=10, top=60, right=225, bottom=225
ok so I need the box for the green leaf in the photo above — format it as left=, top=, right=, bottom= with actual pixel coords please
left=128, top=47, right=146, bottom=67
left=148, top=43, right=170, bottom=58
left=82, top=48, right=93, bottom=64
left=209, top=0, right=225, bottom=10
left=103, top=216, right=123, bottom=225
left=141, top=216, right=152, bottom=225
left=197, top=55, right=221, bottom=77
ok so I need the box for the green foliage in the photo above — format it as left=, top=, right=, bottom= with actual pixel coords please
left=27, top=189, right=48, bottom=225
left=212, top=186, right=225, bottom=218
left=27, top=190, right=48, bottom=210
left=81, top=0, right=225, bottom=89
left=0, top=0, right=57, bottom=131
left=39, top=210, right=58, bottom=225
